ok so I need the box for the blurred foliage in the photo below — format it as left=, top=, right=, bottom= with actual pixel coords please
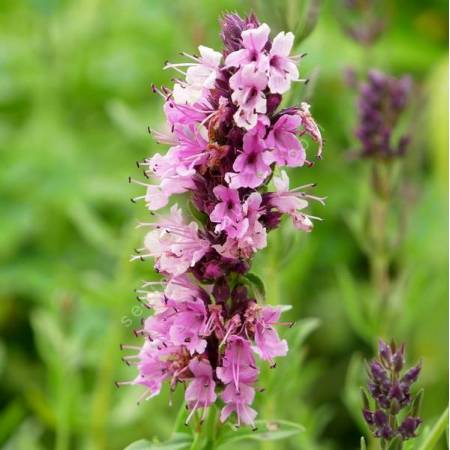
left=0, top=0, right=448, bottom=449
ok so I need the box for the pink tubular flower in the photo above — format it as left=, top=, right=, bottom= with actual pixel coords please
left=169, top=300, right=208, bottom=354
left=213, top=192, right=267, bottom=259
left=267, top=32, right=299, bottom=94
left=170, top=46, right=222, bottom=105
left=217, top=336, right=259, bottom=388
left=217, top=336, right=259, bottom=427
left=210, top=185, right=242, bottom=232
left=267, top=170, right=325, bottom=231
left=265, top=114, right=305, bottom=167
left=220, top=382, right=257, bottom=428
left=226, top=121, right=271, bottom=189
left=225, top=23, right=270, bottom=70
left=185, top=358, right=217, bottom=421
left=137, top=205, right=210, bottom=275
left=229, top=64, right=268, bottom=129
left=247, top=304, right=288, bottom=364
left=130, top=340, right=190, bottom=401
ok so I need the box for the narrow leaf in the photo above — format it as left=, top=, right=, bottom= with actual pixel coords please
left=243, top=273, right=266, bottom=302
left=217, top=419, right=304, bottom=448
left=124, top=433, right=193, bottom=450
left=418, top=408, right=449, bottom=450
left=387, top=436, right=402, bottom=450
left=360, top=436, right=367, bottom=450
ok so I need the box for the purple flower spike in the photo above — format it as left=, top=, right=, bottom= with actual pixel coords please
left=120, top=13, right=325, bottom=428
left=351, top=70, right=412, bottom=159
left=362, top=339, right=423, bottom=444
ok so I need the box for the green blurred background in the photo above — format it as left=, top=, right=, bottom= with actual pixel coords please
left=0, top=0, right=448, bottom=449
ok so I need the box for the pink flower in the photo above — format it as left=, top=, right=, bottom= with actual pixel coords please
left=170, top=46, right=222, bottom=105
left=169, top=300, right=208, bottom=354
left=220, top=382, right=257, bottom=428
left=131, top=341, right=189, bottom=401
left=226, top=121, right=271, bottom=189
left=267, top=32, right=299, bottom=94
left=164, top=97, right=213, bottom=126
left=229, top=64, right=268, bottom=129
left=252, top=305, right=288, bottom=363
left=217, top=336, right=259, bottom=388
left=185, top=358, right=217, bottom=420
left=225, top=23, right=270, bottom=70
left=210, top=185, right=243, bottom=232
left=265, top=114, right=305, bottom=167
left=213, top=193, right=267, bottom=258
left=136, top=150, right=196, bottom=210
left=137, top=205, right=210, bottom=276
left=267, top=171, right=325, bottom=231
left=171, top=123, right=210, bottom=167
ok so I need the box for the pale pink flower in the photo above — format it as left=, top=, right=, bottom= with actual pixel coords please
left=220, top=382, right=257, bottom=428
left=226, top=121, right=271, bottom=189
left=217, top=336, right=259, bottom=388
left=229, top=64, right=268, bottom=129
left=267, top=32, right=299, bottom=94
left=213, top=193, right=267, bottom=259
left=267, top=171, right=325, bottom=231
left=265, top=114, right=305, bottom=167
left=131, top=340, right=189, bottom=401
left=224, top=23, right=270, bottom=71
left=138, top=205, right=210, bottom=275
left=210, top=185, right=243, bottom=233
left=170, top=46, right=222, bottom=105
left=252, top=305, right=288, bottom=363
left=169, top=300, right=208, bottom=354
left=185, top=358, right=217, bottom=420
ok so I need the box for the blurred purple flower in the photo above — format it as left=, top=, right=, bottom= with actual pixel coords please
left=362, top=339, right=422, bottom=443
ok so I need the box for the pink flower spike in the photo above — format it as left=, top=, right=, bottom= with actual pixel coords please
left=268, top=31, right=299, bottom=94
left=265, top=114, right=306, bottom=167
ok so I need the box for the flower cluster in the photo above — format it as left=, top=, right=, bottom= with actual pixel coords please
left=362, top=339, right=422, bottom=442
left=120, top=13, right=324, bottom=428
left=353, top=69, right=412, bottom=159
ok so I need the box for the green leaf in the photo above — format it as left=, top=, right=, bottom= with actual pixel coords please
left=343, top=353, right=367, bottom=432
left=360, top=436, right=367, bottom=450
left=336, top=267, right=374, bottom=343
left=418, top=407, right=449, bottom=450
left=411, top=389, right=424, bottom=417
left=188, top=201, right=209, bottom=226
left=123, top=433, right=193, bottom=450
left=387, top=436, right=402, bottom=450
left=217, top=419, right=304, bottom=448
left=173, top=403, right=190, bottom=434
left=243, top=273, right=266, bottom=302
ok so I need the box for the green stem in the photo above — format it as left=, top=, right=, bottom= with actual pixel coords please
left=189, top=431, right=202, bottom=450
